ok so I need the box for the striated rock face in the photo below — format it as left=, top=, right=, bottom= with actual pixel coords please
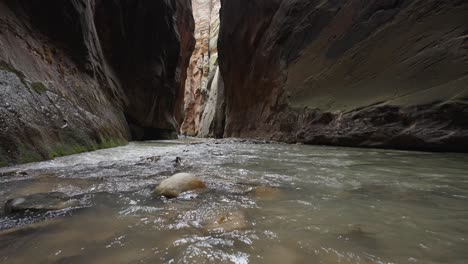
left=181, top=0, right=223, bottom=137
left=0, top=0, right=194, bottom=165
left=218, top=0, right=468, bottom=152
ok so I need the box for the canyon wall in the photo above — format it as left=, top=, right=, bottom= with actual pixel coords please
left=218, top=0, right=468, bottom=152
left=181, top=0, right=224, bottom=138
left=0, top=0, right=194, bottom=166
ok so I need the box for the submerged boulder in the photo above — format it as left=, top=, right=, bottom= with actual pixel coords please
left=153, top=173, right=206, bottom=199
left=3, top=192, right=80, bottom=214
left=204, top=210, right=248, bottom=233
left=263, top=246, right=307, bottom=264
left=0, top=170, right=28, bottom=177
left=253, top=186, right=285, bottom=201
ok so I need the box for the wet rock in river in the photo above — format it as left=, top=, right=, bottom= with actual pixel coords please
left=173, top=157, right=183, bottom=167
left=204, top=210, right=248, bottom=233
left=153, top=173, right=206, bottom=199
left=336, top=224, right=378, bottom=250
left=253, top=186, right=285, bottom=201
left=0, top=170, right=28, bottom=177
left=142, top=156, right=161, bottom=163
left=342, top=224, right=374, bottom=238
left=0, top=217, right=65, bottom=239
left=4, top=192, right=80, bottom=214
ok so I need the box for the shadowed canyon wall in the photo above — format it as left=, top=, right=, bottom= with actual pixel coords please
left=0, top=0, right=194, bottom=165
left=1, top=0, right=467, bottom=167
left=218, top=0, right=468, bottom=152
left=181, top=0, right=224, bottom=138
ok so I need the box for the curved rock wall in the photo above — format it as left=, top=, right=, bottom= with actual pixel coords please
left=0, top=0, right=194, bottom=165
left=94, top=0, right=195, bottom=140
left=218, top=0, right=468, bottom=152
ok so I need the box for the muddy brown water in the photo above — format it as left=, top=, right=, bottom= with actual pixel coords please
left=0, top=138, right=467, bottom=264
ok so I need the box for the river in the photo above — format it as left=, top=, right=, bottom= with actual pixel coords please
left=0, top=138, right=467, bottom=263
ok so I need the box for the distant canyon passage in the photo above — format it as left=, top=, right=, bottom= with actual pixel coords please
left=1, top=0, right=468, bottom=165
left=181, top=0, right=224, bottom=138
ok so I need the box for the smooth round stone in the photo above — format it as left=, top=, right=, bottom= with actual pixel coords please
left=153, top=173, right=206, bottom=198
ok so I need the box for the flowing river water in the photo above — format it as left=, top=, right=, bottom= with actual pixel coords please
left=0, top=138, right=467, bottom=264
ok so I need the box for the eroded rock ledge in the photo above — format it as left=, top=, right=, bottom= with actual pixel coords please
left=0, top=0, right=195, bottom=165
left=218, top=0, right=468, bottom=152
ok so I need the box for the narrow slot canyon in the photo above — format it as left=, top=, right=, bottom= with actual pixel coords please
left=181, top=0, right=468, bottom=152
left=180, top=0, right=224, bottom=138
left=0, top=1, right=468, bottom=263
left=0, top=0, right=467, bottom=165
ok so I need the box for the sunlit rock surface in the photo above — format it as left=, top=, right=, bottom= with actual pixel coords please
left=181, top=0, right=224, bottom=138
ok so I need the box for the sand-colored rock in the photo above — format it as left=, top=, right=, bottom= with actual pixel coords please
left=153, top=173, right=206, bottom=198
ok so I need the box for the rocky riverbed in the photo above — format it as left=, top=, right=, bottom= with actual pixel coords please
left=0, top=139, right=467, bottom=263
